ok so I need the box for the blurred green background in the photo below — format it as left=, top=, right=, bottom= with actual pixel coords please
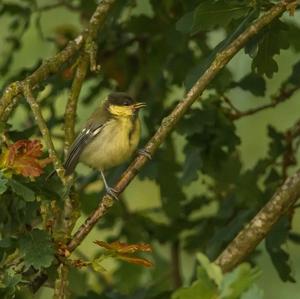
left=1, top=0, right=300, bottom=298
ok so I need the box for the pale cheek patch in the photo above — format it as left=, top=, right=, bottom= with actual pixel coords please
left=108, top=105, right=134, bottom=117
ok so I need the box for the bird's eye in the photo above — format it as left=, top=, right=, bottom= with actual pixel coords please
left=123, top=100, right=130, bottom=106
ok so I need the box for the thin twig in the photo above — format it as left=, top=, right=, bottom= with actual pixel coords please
left=0, top=0, right=116, bottom=121
left=67, top=0, right=293, bottom=252
left=64, top=56, right=89, bottom=153
left=0, top=41, right=82, bottom=121
left=0, top=96, right=19, bottom=123
left=62, top=1, right=114, bottom=251
left=53, top=264, right=69, bottom=299
left=221, top=94, right=241, bottom=113
left=63, top=0, right=111, bottom=151
left=229, top=85, right=299, bottom=120
left=23, top=83, right=66, bottom=184
left=171, top=241, right=182, bottom=288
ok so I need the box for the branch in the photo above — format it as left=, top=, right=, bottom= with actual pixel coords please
left=0, top=43, right=81, bottom=121
left=0, top=96, right=19, bottom=123
left=64, top=44, right=93, bottom=153
left=64, top=0, right=107, bottom=152
left=0, top=0, right=115, bottom=121
left=67, top=0, right=294, bottom=252
left=214, top=170, right=300, bottom=272
left=61, top=1, right=113, bottom=244
left=53, top=264, right=69, bottom=299
left=228, top=84, right=300, bottom=121
left=171, top=241, right=182, bottom=288
left=23, top=84, right=66, bottom=184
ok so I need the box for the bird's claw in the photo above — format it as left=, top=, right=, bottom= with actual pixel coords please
left=138, top=148, right=152, bottom=160
left=105, top=186, right=119, bottom=200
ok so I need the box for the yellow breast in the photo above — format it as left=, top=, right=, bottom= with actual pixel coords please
left=80, top=117, right=141, bottom=171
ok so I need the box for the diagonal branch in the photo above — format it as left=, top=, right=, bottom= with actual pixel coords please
left=67, top=0, right=295, bottom=252
left=214, top=170, right=300, bottom=272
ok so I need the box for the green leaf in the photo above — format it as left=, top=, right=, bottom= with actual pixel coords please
left=196, top=252, right=223, bottom=287
left=179, top=97, right=240, bottom=184
left=172, top=255, right=262, bottom=299
left=241, top=284, right=264, bottom=299
left=0, top=269, right=22, bottom=298
left=0, top=171, right=8, bottom=195
left=113, top=262, right=145, bottom=294
left=220, top=264, right=261, bottom=299
left=157, top=141, right=184, bottom=219
left=248, top=20, right=289, bottom=78
left=181, top=147, right=202, bottom=184
left=286, top=22, right=300, bottom=53
left=8, top=179, right=35, bottom=202
left=172, top=275, right=218, bottom=299
left=185, top=9, right=258, bottom=90
left=0, top=237, right=11, bottom=248
left=172, top=252, right=219, bottom=299
left=92, top=256, right=106, bottom=273
left=233, top=73, right=266, bottom=96
left=287, top=60, right=300, bottom=85
left=267, top=126, right=285, bottom=159
left=176, top=0, right=251, bottom=34
left=208, top=210, right=253, bottom=259
left=265, top=217, right=295, bottom=282
left=19, top=229, right=54, bottom=270
left=176, top=11, right=194, bottom=33
left=193, top=0, right=251, bottom=32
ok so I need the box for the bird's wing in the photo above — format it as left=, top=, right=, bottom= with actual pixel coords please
left=64, top=109, right=109, bottom=175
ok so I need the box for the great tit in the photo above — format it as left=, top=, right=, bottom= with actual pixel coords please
left=60, top=92, right=146, bottom=198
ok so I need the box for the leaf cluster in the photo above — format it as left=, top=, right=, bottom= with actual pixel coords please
left=1, top=0, right=300, bottom=298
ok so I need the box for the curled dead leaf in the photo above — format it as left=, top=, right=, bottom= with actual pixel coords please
left=94, top=240, right=153, bottom=268
left=0, top=139, right=51, bottom=178
left=117, top=254, right=153, bottom=268
left=94, top=240, right=152, bottom=253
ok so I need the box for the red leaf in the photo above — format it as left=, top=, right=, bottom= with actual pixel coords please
left=94, top=240, right=153, bottom=268
left=0, top=140, right=51, bottom=178
left=118, top=254, right=153, bottom=268
left=94, top=241, right=152, bottom=253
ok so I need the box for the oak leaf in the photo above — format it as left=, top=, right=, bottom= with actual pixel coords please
left=0, top=140, right=51, bottom=178
left=94, top=240, right=153, bottom=268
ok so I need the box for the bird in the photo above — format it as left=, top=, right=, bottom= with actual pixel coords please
left=54, top=92, right=146, bottom=198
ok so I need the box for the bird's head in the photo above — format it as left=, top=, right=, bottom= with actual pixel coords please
left=105, top=92, right=146, bottom=117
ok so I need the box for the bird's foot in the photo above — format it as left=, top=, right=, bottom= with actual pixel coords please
left=105, top=186, right=119, bottom=200
left=138, top=148, right=152, bottom=160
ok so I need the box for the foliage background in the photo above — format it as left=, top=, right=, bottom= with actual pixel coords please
left=1, top=0, right=300, bottom=298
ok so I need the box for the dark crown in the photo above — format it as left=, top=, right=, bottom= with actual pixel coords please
left=107, top=92, right=134, bottom=106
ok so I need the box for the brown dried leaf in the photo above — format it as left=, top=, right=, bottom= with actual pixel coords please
left=94, top=241, right=152, bottom=253
left=94, top=240, right=153, bottom=268
left=118, top=254, right=153, bottom=268
left=0, top=140, right=51, bottom=178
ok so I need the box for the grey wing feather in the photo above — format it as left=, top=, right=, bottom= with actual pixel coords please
left=64, top=123, right=104, bottom=175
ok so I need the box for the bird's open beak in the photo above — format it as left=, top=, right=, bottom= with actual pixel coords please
left=133, top=102, right=147, bottom=110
